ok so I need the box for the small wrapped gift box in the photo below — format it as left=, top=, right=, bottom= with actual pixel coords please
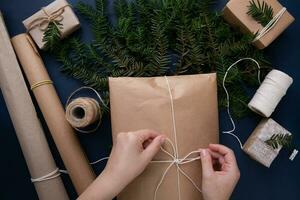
left=223, top=0, right=294, bottom=49
left=23, top=0, right=80, bottom=49
left=243, top=118, right=291, bottom=167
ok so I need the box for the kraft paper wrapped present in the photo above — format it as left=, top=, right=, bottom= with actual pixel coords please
left=23, top=0, right=80, bottom=49
left=223, top=0, right=294, bottom=49
left=109, top=74, right=219, bottom=200
left=243, top=118, right=291, bottom=167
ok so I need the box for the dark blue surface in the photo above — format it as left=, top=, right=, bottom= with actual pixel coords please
left=0, top=0, right=299, bottom=199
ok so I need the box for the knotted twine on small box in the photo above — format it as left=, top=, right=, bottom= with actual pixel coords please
left=23, top=0, right=80, bottom=49
left=243, top=118, right=291, bottom=167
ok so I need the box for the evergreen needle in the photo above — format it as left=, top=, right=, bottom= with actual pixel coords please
left=44, top=0, right=271, bottom=118
left=247, top=0, right=274, bottom=26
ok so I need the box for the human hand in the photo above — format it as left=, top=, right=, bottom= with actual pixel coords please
left=78, top=129, right=165, bottom=200
left=104, top=129, right=165, bottom=188
left=200, top=144, right=240, bottom=200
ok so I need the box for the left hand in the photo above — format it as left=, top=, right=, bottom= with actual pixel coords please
left=78, top=129, right=165, bottom=200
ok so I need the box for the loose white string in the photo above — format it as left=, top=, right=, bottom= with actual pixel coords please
left=66, top=86, right=108, bottom=134
left=253, top=7, right=286, bottom=42
left=222, top=58, right=261, bottom=149
left=90, top=157, right=110, bottom=165
left=289, top=149, right=298, bottom=161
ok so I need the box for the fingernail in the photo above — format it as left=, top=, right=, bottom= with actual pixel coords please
left=201, top=149, right=207, bottom=157
left=160, top=136, right=165, bottom=144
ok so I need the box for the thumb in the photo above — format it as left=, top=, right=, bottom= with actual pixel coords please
left=200, top=149, right=214, bottom=178
left=143, top=136, right=165, bottom=162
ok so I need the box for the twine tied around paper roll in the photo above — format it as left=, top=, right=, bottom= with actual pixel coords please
left=248, top=69, right=293, bottom=117
left=66, top=86, right=106, bottom=133
left=252, top=7, right=286, bottom=43
left=31, top=168, right=67, bottom=183
left=30, top=80, right=53, bottom=90
left=26, top=4, right=71, bottom=32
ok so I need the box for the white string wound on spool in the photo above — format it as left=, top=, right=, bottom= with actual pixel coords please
left=222, top=58, right=261, bottom=149
left=248, top=69, right=293, bottom=117
left=253, top=7, right=287, bottom=43
left=65, top=86, right=108, bottom=133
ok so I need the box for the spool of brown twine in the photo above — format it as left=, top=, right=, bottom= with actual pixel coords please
left=66, top=97, right=101, bottom=129
left=65, top=87, right=106, bottom=133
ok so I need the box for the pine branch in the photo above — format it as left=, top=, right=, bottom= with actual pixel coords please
left=265, top=133, right=293, bottom=150
left=247, top=0, right=274, bottom=26
left=44, top=0, right=271, bottom=119
left=43, top=21, right=62, bottom=52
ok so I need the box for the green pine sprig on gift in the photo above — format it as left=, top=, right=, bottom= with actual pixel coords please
left=44, top=0, right=272, bottom=118
left=247, top=0, right=274, bottom=26
left=265, top=133, right=293, bottom=150
left=43, top=21, right=62, bottom=52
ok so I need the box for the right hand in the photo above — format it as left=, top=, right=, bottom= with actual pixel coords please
left=200, top=144, right=240, bottom=200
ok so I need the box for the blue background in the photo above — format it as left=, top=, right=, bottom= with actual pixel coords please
left=0, top=0, right=299, bottom=199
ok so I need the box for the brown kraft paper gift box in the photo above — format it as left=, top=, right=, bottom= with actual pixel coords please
left=109, top=74, right=219, bottom=200
left=243, top=118, right=291, bottom=168
left=23, top=0, right=80, bottom=49
left=223, top=0, right=294, bottom=49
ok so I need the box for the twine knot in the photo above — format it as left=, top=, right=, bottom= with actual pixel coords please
left=151, top=76, right=203, bottom=200
left=27, top=5, right=71, bottom=32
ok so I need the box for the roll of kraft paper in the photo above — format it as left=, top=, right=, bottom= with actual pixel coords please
left=11, top=33, right=96, bottom=194
left=0, top=13, right=68, bottom=200
left=248, top=69, right=293, bottom=117
left=66, top=97, right=101, bottom=129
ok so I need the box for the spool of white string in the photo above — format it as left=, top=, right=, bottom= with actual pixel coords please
left=248, top=69, right=293, bottom=117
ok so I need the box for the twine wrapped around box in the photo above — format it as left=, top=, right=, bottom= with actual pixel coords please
left=23, top=0, right=80, bottom=49
left=109, top=74, right=219, bottom=200
left=243, top=118, right=291, bottom=167
left=223, top=0, right=294, bottom=49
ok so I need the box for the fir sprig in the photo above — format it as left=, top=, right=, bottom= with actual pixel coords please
left=247, top=0, right=274, bottom=26
left=43, top=21, right=62, bottom=52
left=45, top=0, right=271, bottom=118
left=265, top=133, right=293, bottom=149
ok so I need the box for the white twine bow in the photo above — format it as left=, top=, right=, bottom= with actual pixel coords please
left=253, top=7, right=287, bottom=43
left=152, top=138, right=202, bottom=200
left=151, top=76, right=202, bottom=200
